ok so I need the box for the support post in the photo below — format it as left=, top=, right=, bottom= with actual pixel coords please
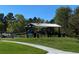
left=58, top=27, right=61, bottom=37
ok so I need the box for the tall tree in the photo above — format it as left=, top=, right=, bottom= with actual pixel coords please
left=15, top=14, right=26, bottom=32
left=37, top=17, right=45, bottom=23
left=74, top=7, right=79, bottom=15
left=54, top=7, right=72, bottom=35
left=69, top=14, right=79, bottom=36
left=68, top=7, right=79, bottom=36
left=0, top=13, right=5, bottom=32
left=33, top=17, right=38, bottom=23
left=49, top=19, right=55, bottom=23
left=6, top=13, right=15, bottom=32
left=28, top=18, right=33, bottom=23
left=27, top=17, right=45, bottom=23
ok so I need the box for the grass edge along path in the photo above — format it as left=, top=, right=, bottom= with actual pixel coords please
left=0, top=41, right=47, bottom=54
left=2, top=37, right=79, bottom=53
left=2, top=40, right=75, bottom=54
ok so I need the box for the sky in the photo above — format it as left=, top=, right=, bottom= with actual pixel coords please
left=0, top=5, right=78, bottom=21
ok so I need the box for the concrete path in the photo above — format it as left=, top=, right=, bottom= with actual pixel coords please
left=1, top=40, right=76, bottom=54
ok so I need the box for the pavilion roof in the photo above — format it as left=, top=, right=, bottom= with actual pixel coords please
left=28, top=23, right=61, bottom=27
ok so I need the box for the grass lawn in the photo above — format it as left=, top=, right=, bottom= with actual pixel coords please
left=0, top=42, right=47, bottom=54
left=3, top=37, right=79, bottom=53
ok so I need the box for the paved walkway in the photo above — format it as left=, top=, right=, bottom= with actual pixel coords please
left=1, top=40, right=76, bottom=54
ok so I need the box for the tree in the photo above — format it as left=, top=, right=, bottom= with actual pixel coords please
left=15, top=14, right=25, bottom=24
left=0, top=13, right=4, bottom=32
left=37, top=17, right=45, bottom=23
left=74, top=7, right=79, bottom=15
left=49, top=19, right=55, bottom=23
left=15, top=14, right=26, bottom=32
left=33, top=17, right=38, bottom=23
left=27, top=17, right=45, bottom=23
left=0, top=13, right=8, bottom=32
left=28, top=18, right=33, bottom=23
left=68, top=7, right=79, bottom=36
left=69, top=14, right=79, bottom=36
left=6, top=12, right=15, bottom=32
left=54, top=7, right=72, bottom=35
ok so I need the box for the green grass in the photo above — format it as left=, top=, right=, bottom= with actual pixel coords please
left=0, top=42, right=47, bottom=54
left=3, top=37, right=79, bottom=53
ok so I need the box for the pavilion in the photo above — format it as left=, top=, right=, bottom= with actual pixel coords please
left=25, top=23, right=61, bottom=37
